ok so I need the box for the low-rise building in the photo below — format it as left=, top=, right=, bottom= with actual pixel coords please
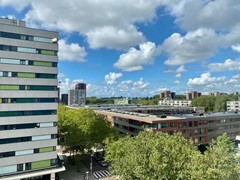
left=227, top=101, right=240, bottom=112
left=96, top=110, right=240, bottom=145
left=158, top=98, right=192, bottom=106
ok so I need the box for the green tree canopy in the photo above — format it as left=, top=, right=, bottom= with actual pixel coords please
left=105, top=131, right=239, bottom=180
left=58, top=105, right=119, bottom=155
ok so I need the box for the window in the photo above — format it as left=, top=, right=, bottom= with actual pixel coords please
left=170, top=122, right=174, bottom=128
left=194, top=129, right=198, bottom=135
left=25, top=163, right=31, bottom=171
left=194, top=138, right=198, bottom=144
left=16, top=149, right=33, bottom=156
left=200, top=128, right=204, bottom=135
left=31, top=160, right=51, bottom=170
left=189, top=121, right=192, bottom=127
left=194, top=121, right=198, bottom=126
left=0, top=165, right=17, bottom=175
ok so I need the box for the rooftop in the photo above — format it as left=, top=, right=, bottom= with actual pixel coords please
left=95, top=109, right=240, bottom=123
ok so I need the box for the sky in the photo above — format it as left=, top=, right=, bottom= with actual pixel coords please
left=1, top=0, right=240, bottom=97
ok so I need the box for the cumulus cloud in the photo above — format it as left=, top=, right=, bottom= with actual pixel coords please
left=114, top=42, right=157, bottom=71
left=104, top=72, right=123, bottom=85
left=86, top=26, right=145, bottom=50
left=173, top=80, right=181, bottom=85
left=0, top=0, right=31, bottom=11
left=58, top=78, right=84, bottom=94
left=175, top=65, right=186, bottom=78
left=164, top=0, right=240, bottom=31
left=232, top=44, right=240, bottom=53
left=161, top=28, right=219, bottom=65
left=58, top=40, right=87, bottom=62
left=17, top=0, right=164, bottom=50
left=132, top=78, right=150, bottom=93
left=188, top=73, right=225, bottom=87
left=208, top=58, right=240, bottom=72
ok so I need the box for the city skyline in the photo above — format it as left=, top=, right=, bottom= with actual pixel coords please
left=1, top=0, right=240, bottom=97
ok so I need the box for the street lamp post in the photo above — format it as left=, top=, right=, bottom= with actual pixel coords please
left=90, top=154, right=93, bottom=174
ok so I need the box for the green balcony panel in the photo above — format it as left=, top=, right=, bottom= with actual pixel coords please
left=31, top=160, right=51, bottom=170
left=33, top=61, right=52, bottom=67
left=41, top=50, right=54, bottom=55
left=39, top=147, right=54, bottom=153
left=18, top=72, right=35, bottom=78
left=0, top=85, right=19, bottom=90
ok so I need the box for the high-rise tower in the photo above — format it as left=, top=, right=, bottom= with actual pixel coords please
left=0, top=18, right=64, bottom=179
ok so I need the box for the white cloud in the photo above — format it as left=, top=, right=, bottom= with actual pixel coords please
left=232, top=74, right=240, bottom=79
left=161, top=28, right=219, bottom=65
left=0, top=0, right=31, bottom=11
left=58, top=40, right=87, bottom=62
left=58, top=77, right=84, bottom=94
left=173, top=80, right=181, bottom=85
left=164, top=0, right=240, bottom=31
left=19, top=0, right=163, bottom=50
left=86, top=26, right=145, bottom=50
left=188, top=72, right=225, bottom=87
left=208, top=58, right=240, bottom=72
left=175, top=65, right=186, bottom=78
left=232, top=44, right=240, bottom=53
left=114, top=42, right=157, bottom=71
left=104, top=72, right=123, bottom=85
left=132, top=78, right=150, bottom=93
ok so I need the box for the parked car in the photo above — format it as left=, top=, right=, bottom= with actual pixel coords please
left=92, top=152, right=102, bottom=161
left=98, top=160, right=108, bottom=167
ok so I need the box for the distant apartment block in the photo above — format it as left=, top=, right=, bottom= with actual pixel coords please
left=209, top=92, right=228, bottom=96
left=158, top=98, right=192, bottom=106
left=68, top=83, right=86, bottom=106
left=0, top=18, right=64, bottom=179
left=160, top=91, right=176, bottom=99
left=96, top=110, right=240, bottom=145
left=227, top=101, right=240, bottom=112
left=186, top=91, right=202, bottom=100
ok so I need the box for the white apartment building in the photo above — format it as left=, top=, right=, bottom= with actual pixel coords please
left=0, top=18, right=64, bottom=179
left=158, top=98, right=192, bottom=107
left=227, top=101, right=240, bottom=112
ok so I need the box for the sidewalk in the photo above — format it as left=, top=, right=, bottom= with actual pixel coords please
left=57, top=146, right=95, bottom=180
left=58, top=154, right=95, bottom=180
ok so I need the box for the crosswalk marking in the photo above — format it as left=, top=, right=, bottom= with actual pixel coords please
left=93, top=170, right=110, bottom=179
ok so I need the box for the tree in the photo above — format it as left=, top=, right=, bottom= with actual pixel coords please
left=105, top=131, right=240, bottom=180
left=58, top=105, right=119, bottom=163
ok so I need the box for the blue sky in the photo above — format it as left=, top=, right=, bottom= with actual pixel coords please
left=1, top=0, right=240, bottom=97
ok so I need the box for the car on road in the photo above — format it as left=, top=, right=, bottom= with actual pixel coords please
left=98, top=160, right=108, bottom=167
left=92, top=152, right=102, bottom=161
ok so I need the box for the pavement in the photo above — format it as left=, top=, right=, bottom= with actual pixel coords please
left=57, top=146, right=113, bottom=180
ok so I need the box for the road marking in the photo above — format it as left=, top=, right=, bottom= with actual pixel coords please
left=93, top=170, right=110, bottom=179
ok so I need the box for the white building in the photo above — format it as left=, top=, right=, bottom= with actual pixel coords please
left=158, top=98, right=192, bottom=106
left=226, top=101, right=240, bottom=112
left=0, top=18, right=64, bottom=179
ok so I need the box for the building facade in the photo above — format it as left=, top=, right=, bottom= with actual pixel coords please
left=96, top=110, right=240, bottom=145
left=0, top=18, right=64, bottom=179
left=186, top=91, right=202, bottom=100
left=160, top=91, right=176, bottom=99
left=227, top=101, right=240, bottom=112
left=68, top=83, right=86, bottom=106
left=158, top=98, right=192, bottom=106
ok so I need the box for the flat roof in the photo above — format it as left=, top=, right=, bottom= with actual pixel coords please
left=95, top=110, right=240, bottom=123
left=95, top=110, right=185, bottom=123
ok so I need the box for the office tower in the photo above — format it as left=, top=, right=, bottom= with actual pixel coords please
left=160, top=91, right=176, bottom=99
left=0, top=18, right=64, bottom=179
left=68, top=83, right=86, bottom=106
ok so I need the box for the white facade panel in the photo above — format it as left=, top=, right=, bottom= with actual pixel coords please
left=0, top=90, right=58, bottom=98
left=0, top=139, right=57, bottom=153
left=0, top=127, right=57, bottom=139
left=0, top=102, right=57, bottom=111
left=0, top=115, right=57, bottom=125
